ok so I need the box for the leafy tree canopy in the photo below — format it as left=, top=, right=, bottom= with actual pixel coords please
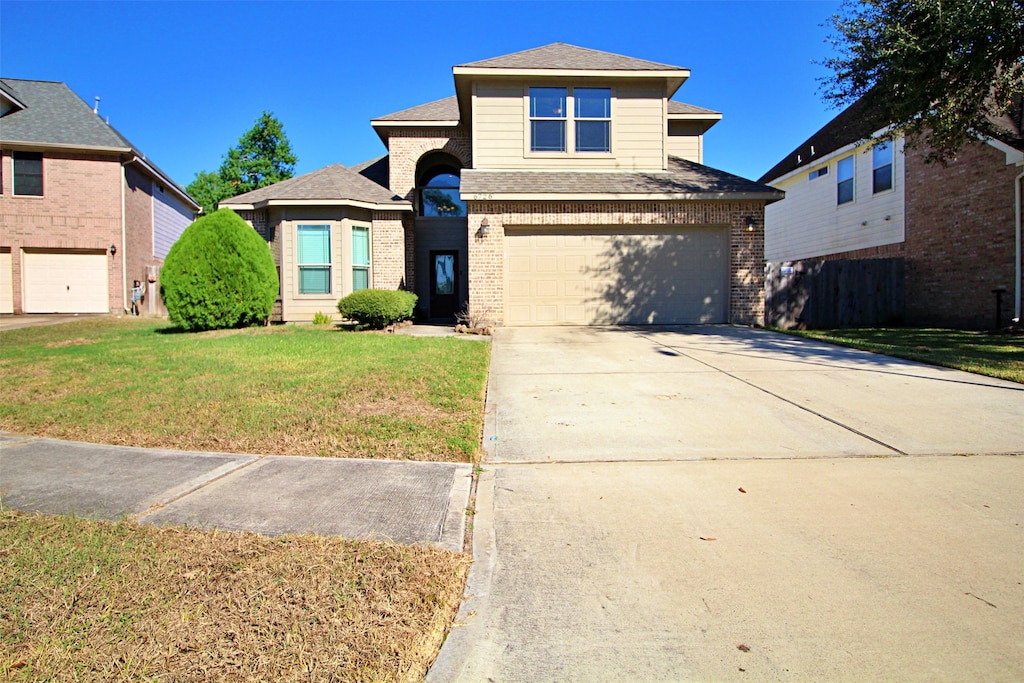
left=821, top=0, right=1024, bottom=160
left=185, top=112, right=297, bottom=214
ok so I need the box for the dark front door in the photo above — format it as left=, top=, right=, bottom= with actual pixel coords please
left=430, top=251, right=459, bottom=320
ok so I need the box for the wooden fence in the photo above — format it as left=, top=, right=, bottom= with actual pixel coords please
left=765, top=258, right=905, bottom=329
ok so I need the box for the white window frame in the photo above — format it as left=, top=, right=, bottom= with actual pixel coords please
left=837, top=155, right=854, bottom=206
left=296, top=224, right=332, bottom=296
left=526, top=86, right=614, bottom=157
left=351, top=224, right=371, bottom=291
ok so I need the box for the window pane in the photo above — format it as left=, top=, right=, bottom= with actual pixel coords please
left=434, top=255, right=454, bottom=295
left=873, top=142, right=892, bottom=168
left=838, top=179, right=854, bottom=205
left=425, top=173, right=460, bottom=188
left=14, top=152, right=43, bottom=196
left=576, top=120, right=610, bottom=152
left=575, top=88, right=611, bottom=119
left=837, top=156, right=853, bottom=181
left=531, top=120, right=565, bottom=152
left=352, top=227, right=370, bottom=265
left=530, top=87, right=566, bottom=118
left=352, top=267, right=369, bottom=291
left=297, top=225, right=330, bottom=264
left=299, top=266, right=330, bottom=294
left=873, top=166, right=893, bottom=193
left=422, top=188, right=465, bottom=216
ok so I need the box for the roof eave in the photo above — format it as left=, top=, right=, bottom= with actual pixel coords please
left=452, top=66, right=689, bottom=79
left=0, top=139, right=132, bottom=154
left=462, top=191, right=784, bottom=203
left=221, top=198, right=413, bottom=212
left=125, top=153, right=200, bottom=211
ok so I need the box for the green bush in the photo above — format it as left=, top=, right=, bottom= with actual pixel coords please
left=160, top=209, right=278, bottom=331
left=337, top=289, right=417, bottom=329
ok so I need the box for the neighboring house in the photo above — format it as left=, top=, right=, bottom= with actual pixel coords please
left=760, top=96, right=1024, bottom=329
left=222, top=43, right=782, bottom=326
left=0, top=78, right=199, bottom=316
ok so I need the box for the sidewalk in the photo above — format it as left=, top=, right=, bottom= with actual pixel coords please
left=0, top=434, right=471, bottom=551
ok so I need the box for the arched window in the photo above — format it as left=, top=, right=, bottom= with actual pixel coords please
left=419, top=170, right=466, bottom=217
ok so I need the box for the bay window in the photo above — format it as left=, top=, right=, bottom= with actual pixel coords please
left=297, top=224, right=331, bottom=294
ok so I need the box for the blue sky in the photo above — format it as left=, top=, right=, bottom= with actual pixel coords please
left=2, top=0, right=843, bottom=188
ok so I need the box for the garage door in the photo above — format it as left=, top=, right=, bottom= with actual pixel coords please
left=505, top=226, right=728, bottom=325
left=22, top=250, right=109, bottom=313
left=0, top=251, right=12, bottom=314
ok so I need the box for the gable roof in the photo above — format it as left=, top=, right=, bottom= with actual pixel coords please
left=0, top=78, right=199, bottom=210
left=0, top=78, right=133, bottom=150
left=455, top=42, right=685, bottom=72
left=372, top=96, right=459, bottom=124
left=218, top=163, right=411, bottom=211
left=668, top=101, right=719, bottom=116
left=462, top=156, right=783, bottom=202
left=759, top=97, right=887, bottom=184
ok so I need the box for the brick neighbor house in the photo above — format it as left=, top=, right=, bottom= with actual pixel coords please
left=760, top=96, right=1024, bottom=330
left=221, top=43, right=783, bottom=326
left=0, top=78, right=199, bottom=316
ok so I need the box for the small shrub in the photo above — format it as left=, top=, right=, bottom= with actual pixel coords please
left=337, top=289, right=417, bottom=329
left=160, top=209, right=277, bottom=331
left=312, top=311, right=333, bottom=326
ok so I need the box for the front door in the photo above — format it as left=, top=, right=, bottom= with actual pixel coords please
left=430, top=251, right=459, bottom=320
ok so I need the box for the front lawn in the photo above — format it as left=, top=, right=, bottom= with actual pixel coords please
left=0, top=318, right=490, bottom=461
left=782, top=327, right=1024, bottom=383
left=0, top=510, right=469, bottom=681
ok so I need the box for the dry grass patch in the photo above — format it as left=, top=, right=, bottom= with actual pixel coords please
left=0, top=317, right=490, bottom=461
left=0, top=510, right=470, bottom=682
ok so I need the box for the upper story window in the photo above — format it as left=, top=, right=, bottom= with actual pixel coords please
left=809, top=166, right=828, bottom=180
left=529, top=87, right=612, bottom=154
left=574, top=88, right=611, bottom=152
left=837, top=155, right=854, bottom=205
left=13, top=151, right=43, bottom=196
left=873, top=142, right=893, bottom=193
left=420, top=172, right=465, bottom=217
left=529, top=87, right=567, bottom=152
left=297, top=224, right=331, bottom=295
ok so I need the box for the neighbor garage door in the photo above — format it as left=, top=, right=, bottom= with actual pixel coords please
left=22, top=250, right=109, bottom=313
left=505, top=226, right=728, bottom=325
left=0, top=251, right=12, bottom=314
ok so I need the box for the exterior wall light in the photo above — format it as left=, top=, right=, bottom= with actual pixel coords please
left=110, top=244, right=117, bottom=256
left=478, top=217, right=490, bottom=238
left=745, top=216, right=756, bottom=232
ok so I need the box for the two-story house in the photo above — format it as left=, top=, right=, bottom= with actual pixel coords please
left=0, top=78, right=200, bottom=316
left=221, top=43, right=782, bottom=326
left=760, top=96, right=1024, bottom=329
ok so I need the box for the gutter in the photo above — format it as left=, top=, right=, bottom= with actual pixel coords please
left=1015, top=166, right=1023, bottom=322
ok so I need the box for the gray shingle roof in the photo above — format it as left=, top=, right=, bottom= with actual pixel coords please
left=220, top=163, right=408, bottom=208
left=373, top=96, right=459, bottom=123
left=457, top=43, right=684, bottom=71
left=0, top=78, right=132, bottom=148
left=462, top=156, right=782, bottom=199
left=668, top=101, right=720, bottom=116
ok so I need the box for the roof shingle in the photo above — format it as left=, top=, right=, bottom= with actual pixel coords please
left=0, top=78, right=132, bottom=149
left=220, top=163, right=408, bottom=208
left=372, top=96, right=459, bottom=123
left=456, top=42, right=685, bottom=71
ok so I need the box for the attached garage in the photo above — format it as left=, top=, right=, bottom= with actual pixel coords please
left=22, top=250, right=110, bottom=313
left=505, top=226, right=728, bottom=325
left=0, top=251, right=13, bottom=314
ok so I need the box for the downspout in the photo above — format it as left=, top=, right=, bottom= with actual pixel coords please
left=1015, top=167, right=1023, bottom=323
left=121, top=160, right=129, bottom=314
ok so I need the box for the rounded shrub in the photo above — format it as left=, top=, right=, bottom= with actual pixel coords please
left=160, top=208, right=278, bottom=331
left=337, top=289, right=417, bottom=329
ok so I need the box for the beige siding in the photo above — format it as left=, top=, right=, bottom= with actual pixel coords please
left=472, top=80, right=666, bottom=171
left=765, top=137, right=906, bottom=262
left=666, top=135, right=701, bottom=163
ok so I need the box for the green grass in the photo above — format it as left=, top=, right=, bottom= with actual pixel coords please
left=0, top=317, right=490, bottom=461
left=781, top=327, right=1024, bottom=383
left=0, top=510, right=470, bottom=682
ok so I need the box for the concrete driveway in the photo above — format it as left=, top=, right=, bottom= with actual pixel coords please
left=431, top=326, right=1024, bottom=682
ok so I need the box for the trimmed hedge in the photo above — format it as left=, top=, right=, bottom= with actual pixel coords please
left=337, top=289, right=417, bottom=329
left=160, top=209, right=278, bottom=331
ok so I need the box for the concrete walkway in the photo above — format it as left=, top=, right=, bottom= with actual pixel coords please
left=0, top=435, right=470, bottom=551
left=430, top=326, right=1024, bottom=682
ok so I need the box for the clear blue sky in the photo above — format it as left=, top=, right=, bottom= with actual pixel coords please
left=2, top=0, right=842, bottom=187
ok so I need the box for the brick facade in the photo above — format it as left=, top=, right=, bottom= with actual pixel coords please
left=804, top=141, right=1021, bottom=329
left=0, top=150, right=124, bottom=313
left=467, top=200, right=766, bottom=325
left=384, top=127, right=473, bottom=200
left=371, top=212, right=407, bottom=290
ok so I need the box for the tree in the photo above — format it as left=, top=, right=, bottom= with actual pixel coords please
left=160, top=208, right=278, bottom=331
left=186, top=112, right=297, bottom=214
left=821, top=0, right=1024, bottom=160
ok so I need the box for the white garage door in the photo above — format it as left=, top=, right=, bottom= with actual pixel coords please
left=22, top=250, right=110, bottom=313
left=505, top=226, right=728, bottom=326
left=0, top=252, right=12, bottom=314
